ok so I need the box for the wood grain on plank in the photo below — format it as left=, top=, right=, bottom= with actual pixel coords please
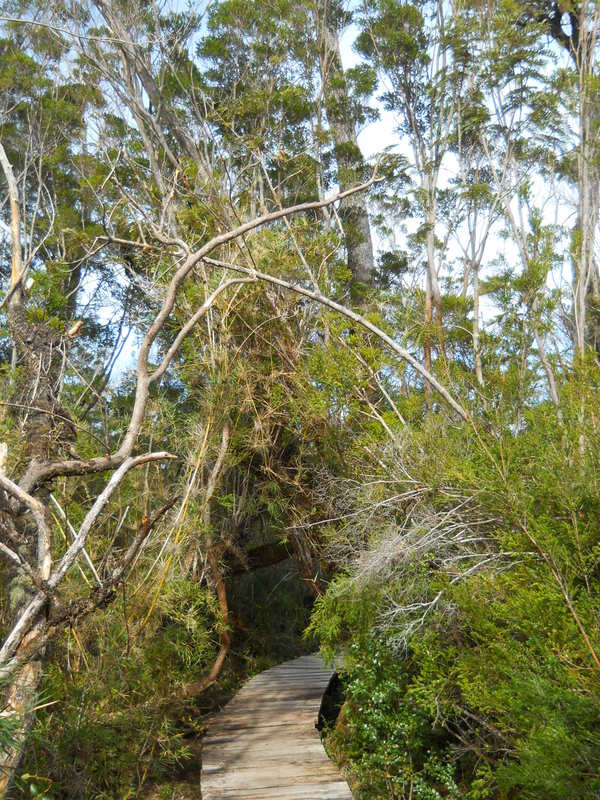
left=201, top=654, right=352, bottom=799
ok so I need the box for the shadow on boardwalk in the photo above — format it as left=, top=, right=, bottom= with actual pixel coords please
left=201, top=654, right=353, bottom=799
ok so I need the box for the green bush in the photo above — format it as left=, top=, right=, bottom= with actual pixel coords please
left=311, top=373, right=600, bottom=799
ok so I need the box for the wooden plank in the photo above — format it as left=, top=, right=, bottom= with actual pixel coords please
left=204, top=781, right=352, bottom=799
left=201, top=654, right=352, bottom=799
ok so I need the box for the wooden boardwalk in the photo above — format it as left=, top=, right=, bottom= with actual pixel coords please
left=201, top=654, right=353, bottom=799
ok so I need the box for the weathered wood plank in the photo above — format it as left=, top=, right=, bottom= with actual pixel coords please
left=204, top=783, right=352, bottom=800
left=201, top=654, right=352, bottom=799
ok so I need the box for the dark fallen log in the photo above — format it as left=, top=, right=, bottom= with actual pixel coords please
left=229, top=541, right=292, bottom=574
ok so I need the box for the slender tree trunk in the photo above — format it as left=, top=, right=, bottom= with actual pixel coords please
left=424, top=182, right=445, bottom=360
left=0, top=144, right=74, bottom=798
left=472, top=261, right=484, bottom=386
left=318, top=4, right=374, bottom=288
left=573, top=150, right=600, bottom=358
left=181, top=546, right=231, bottom=697
left=0, top=626, right=46, bottom=797
left=289, top=530, right=325, bottom=597
left=550, top=9, right=600, bottom=360
left=424, top=272, right=433, bottom=398
left=423, top=171, right=442, bottom=386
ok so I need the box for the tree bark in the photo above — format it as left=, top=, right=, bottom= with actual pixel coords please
left=472, top=261, right=484, bottom=387
left=424, top=184, right=445, bottom=362
left=0, top=142, right=76, bottom=797
left=540, top=5, right=600, bottom=359
left=319, top=3, right=375, bottom=288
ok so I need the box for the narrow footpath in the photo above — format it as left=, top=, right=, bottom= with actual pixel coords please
left=201, top=654, right=353, bottom=799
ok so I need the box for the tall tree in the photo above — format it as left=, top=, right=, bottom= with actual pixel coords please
left=356, top=0, right=459, bottom=375
left=315, top=0, right=376, bottom=288
left=526, top=1, right=600, bottom=356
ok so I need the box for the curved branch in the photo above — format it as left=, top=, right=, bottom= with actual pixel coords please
left=203, top=257, right=471, bottom=423
left=0, top=474, right=51, bottom=578
left=0, top=15, right=135, bottom=44
left=20, top=178, right=376, bottom=493
left=0, top=451, right=175, bottom=667
left=0, top=495, right=179, bottom=681
left=149, top=278, right=253, bottom=384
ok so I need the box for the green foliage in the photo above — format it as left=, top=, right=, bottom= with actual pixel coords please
left=334, top=638, right=464, bottom=800
left=21, top=579, right=218, bottom=798
left=310, top=369, right=600, bottom=799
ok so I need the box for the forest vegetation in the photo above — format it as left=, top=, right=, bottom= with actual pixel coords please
left=1, top=0, right=600, bottom=797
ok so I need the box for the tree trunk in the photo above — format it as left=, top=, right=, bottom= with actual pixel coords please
left=424, top=271, right=433, bottom=398
left=425, top=188, right=445, bottom=361
left=0, top=144, right=74, bottom=798
left=573, top=151, right=600, bottom=358
left=473, top=261, right=484, bottom=386
left=0, top=626, right=45, bottom=796
left=319, top=4, right=374, bottom=289
left=544, top=8, right=600, bottom=359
